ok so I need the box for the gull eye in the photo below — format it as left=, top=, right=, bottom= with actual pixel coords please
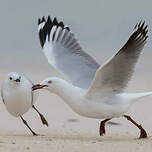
left=48, top=80, right=52, bottom=84
left=9, top=77, right=12, bottom=80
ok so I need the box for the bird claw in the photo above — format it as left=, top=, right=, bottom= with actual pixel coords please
left=139, top=129, right=147, bottom=139
left=40, top=114, right=49, bottom=127
left=99, top=126, right=105, bottom=136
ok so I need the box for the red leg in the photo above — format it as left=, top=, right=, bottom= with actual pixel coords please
left=124, top=115, right=147, bottom=139
left=20, top=116, right=37, bottom=136
left=99, top=118, right=111, bottom=136
left=32, top=105, right=49, bottom=127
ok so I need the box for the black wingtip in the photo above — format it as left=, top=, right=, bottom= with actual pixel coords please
left=134, top=23, right=138, bottom=29
left=38, top=15, right=71, bottom=48
left=134, top=20, right=146, bottom=30
left=145, top=35, right=148, bottom=41
left=58, top=21, right=64, bottom=28
left=42, top=16, right=45, bottom=22
left=38, top=18, right=41, bottom=25
left=131, top=20, right=148, bottom=48
left=65, top=26, right=70, bottom=31
left=138, top=20, right=142, bottom=27
left=134, top=21, right=148, bottom=33
left=140, top=21, right=145, bottom=29
left=47, top=16, right=52, bottom=23
left=52, top=17, right=58, bottom=25
left=144, top=25, right=148, bottom=31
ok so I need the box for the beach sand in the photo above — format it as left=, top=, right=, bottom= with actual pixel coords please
left=0, top=52, right=152, bottom=152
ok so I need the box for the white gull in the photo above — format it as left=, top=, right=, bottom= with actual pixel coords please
left=1, top=72, right=48, bottom=135
left=33, top=16, right=149, bottom=138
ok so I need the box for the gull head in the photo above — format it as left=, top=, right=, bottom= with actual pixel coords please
left=32, top=77, right=65, bottom=92
left=7, top=72, right=23, bottom=88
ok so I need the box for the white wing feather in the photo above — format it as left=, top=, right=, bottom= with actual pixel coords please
left=38, top=16, right=100, bottom=89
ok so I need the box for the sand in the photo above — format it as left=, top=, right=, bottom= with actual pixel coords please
left=0, top=52, right=152, bottom=152
left=0, top=132, right=152, bottom=152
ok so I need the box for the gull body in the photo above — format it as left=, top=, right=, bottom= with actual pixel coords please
left=2, top=72, right=34, bottom=117
left=34, top=16, right=149, bottom=138
left=39, top=77, right=152, bottom=119
left=1, top=72, right=48, bottom=135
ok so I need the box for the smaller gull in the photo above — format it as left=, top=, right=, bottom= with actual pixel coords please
left=33, top=16, right=149, bottom=138
left=1, top=72, right=48, bottom=135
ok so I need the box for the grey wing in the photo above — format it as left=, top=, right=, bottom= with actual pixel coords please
left=38, top=16, right=100, bottom=89
left=19, top=73, right=35, bottom=105
left=87, top=21, right=148, bottom=95
left=1, top=81, right=5, bottom=104
left=21, top=73, right=38, bottom=105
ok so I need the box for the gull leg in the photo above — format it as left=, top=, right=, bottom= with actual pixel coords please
left=124, top=115, right=147, bottom=139
left=32, top=105, right=49, bottom=127
left=99, top=118, right=111, bottom=136
left=20, top=116, right=37, bottom=136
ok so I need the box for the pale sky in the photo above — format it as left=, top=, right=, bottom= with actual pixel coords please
left=0, top=0, right=151, bottom=71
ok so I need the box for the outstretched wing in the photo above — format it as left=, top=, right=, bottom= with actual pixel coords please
left=87, top=21, right=148, bottom=96
left=38, top=16, right=100, bottom=89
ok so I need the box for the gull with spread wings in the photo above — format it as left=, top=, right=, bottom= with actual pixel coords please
left=33, top=16, right=149, bottom=138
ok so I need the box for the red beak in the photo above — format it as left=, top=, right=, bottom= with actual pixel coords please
left=32, top=84, right=48, bottom=91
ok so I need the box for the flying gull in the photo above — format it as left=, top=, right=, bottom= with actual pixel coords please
left=33, top=16, right=148, bottom=138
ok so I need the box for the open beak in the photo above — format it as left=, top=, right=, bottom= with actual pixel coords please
left=14, top=76, right=21, bottom=82
left=15, top=78, right=20, bottom=82
left=32, top=84, right=48, bottom=91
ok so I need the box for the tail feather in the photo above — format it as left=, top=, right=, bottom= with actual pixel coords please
left=126, top=92, right=152, bottom=102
